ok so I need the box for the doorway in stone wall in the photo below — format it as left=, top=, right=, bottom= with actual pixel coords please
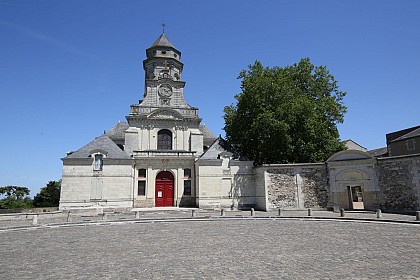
left=155, top=171, right=174, bottom=207
left=348, top=186, right=364, bottom=210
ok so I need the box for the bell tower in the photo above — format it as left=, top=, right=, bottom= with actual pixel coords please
left=125, top=32, right=203, bottom=156
left=127, top=32, right=200, bottom=122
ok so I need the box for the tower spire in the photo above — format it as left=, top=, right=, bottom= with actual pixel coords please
left=162, top=22, right=166, bottom=33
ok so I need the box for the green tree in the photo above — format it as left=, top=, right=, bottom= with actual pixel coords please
left=0, top=186, right=33, bottom=209
left=33, top=180, right=61, bottom=207
left=224, top=58, right=347, bottom=164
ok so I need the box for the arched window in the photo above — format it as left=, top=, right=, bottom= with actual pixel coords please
left=157, top=129, right=172, bottom=150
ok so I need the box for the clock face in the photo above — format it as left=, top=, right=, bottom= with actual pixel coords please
left=158, top=84, right=172, bottom=97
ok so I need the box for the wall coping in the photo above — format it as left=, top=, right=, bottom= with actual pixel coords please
left=257, top=162, right=325, bottom=168
left=377, top=152, right=420, bottom=161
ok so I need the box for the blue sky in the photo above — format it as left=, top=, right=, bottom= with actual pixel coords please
left=1, top=0, right=419, bottom=196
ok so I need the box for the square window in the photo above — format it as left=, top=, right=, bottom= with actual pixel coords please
left=138, top=181, right=146, bottom=196
left=406, top=139, right=416, bottom=151
left=183, top=180, right=191, bottom=196
left=184, top=168, right=191, bottom=178
left=138, top=169, right=146, bottom=178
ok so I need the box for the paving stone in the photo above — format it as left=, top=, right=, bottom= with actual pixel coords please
left=0, top=219, right=419, bottom=279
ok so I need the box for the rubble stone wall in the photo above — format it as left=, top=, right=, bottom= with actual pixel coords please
left=377, top=155, right=420, bottom=211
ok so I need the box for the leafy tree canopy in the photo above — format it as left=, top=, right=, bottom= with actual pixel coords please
left=0, top=186, right=33, bottom=209
left=33, top=180, right=61, bottom=207
left=224, top=58, right=347, bottom=164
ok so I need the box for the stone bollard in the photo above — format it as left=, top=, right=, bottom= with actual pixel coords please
left=308, top=208, right=312, bottom=216
left=67, top=212, right=72, bottom=222
left=32, top=215, right=38, bottom=225
left=278, top=209, right=282, bottom=216
left=221, top=209, right=225, bottom=217
left=102, top=213, right=108, bottom=221
left=192, top=209, right=196, bottom=217
left=251, top=208, right=255, bottom=217
left=376, top=209, right=382, bottom=219
left=135, top=211, right=140, bottom=219
left=340, top=208, right=345, bottom=217
left=416, top=211, right=420, bottom=221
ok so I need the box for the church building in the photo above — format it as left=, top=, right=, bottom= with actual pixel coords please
left=60, top=32, right=255, bottom=210
left=60, top=33, right=420, bottom=212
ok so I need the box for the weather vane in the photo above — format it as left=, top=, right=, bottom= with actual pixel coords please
left=162, top=22, right=166, bottom=33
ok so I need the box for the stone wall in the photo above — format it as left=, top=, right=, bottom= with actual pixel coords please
left=196, top=159, right=255, bottom=209
left=259, top=164, right=328, bottom=210
left=300, top=167, right=329, bottom=208
left=377, top=154, right=420, bottom=211
left=60, top=159, right=133, bottom=210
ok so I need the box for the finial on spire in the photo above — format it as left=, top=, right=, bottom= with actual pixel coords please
left=162, top=22, right=166, bottom=33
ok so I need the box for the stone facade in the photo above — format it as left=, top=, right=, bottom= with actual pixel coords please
left=377, top=154, right=420, bottom=211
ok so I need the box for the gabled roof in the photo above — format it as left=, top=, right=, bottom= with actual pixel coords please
left=367, top=147, right=388, bottom=158
left=199, top=125, right=217, bottom=147
left=386, top=125, right=420, bottom=144
left=64, top=134, right=129, bottom=160
left=200, top=137, right=246, bottom=160
left=391, top=127, right=420, bottom=142
left=343, top=139, right=367, bottom=151
left=151, top=32, right=174, bottom=48
left=106, top=122, right=129, bottom=141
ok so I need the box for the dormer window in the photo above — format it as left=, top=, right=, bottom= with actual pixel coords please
left=93, top=154, right=103, bottom=171
left=161, top=50, right=167, bottom=54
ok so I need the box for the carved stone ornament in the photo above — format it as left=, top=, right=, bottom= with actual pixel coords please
left=158, top=84, right=173, bottom=97
left=160, top=98, right=171, bottom=106
left=175, top=125, right=188, bottom=131
left=140, top=125, right=155, bottom=130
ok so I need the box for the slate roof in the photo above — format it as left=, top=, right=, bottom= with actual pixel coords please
left=199, top=124, right=217, bottom=147
left=151, top=33, right=174, bottom=48
left=200, top=137, right=245, bottom=160
left=64, top=134, right=130, bottom=159
left=367, top=147, right=388, bottom=158
left=386, top=125, right=420, bottom=144
left=106, top=122, right=129, bottom=141
left=391, top=127, right=420, bottom=142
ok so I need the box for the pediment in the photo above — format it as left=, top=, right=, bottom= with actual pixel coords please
left=147, top=109, right=183, bottom=120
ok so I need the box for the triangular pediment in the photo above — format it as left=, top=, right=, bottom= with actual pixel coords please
left=147, top=109, right=183, bottom=120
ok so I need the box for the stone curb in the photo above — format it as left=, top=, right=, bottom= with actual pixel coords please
left=1, top=215, right=419, bottom=232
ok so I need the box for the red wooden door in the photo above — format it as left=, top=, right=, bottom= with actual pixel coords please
left=155, top=171, right=174, bottom=207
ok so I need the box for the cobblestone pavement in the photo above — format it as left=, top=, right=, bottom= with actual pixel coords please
left=0, top=218, right=419, bottom=279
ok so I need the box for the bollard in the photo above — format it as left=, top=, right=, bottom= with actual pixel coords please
left=251, top=208, right=255, bottom=217
left=192, top=209, right=196, bottom=217
left=135, top=211, right=140, bottom=219
left=416, top=211, right=420, bottom=221
left=278, top=209, right=282, bottom=216
left=102, top=213, right=108, bottom=221
left=376, top=209, right=382, bottom=219
left=221, top=209, right=225, bottom=217
left=340, top=208, right=345, bottom=217
left=32, top=215, right=38, bottom=225
left=308, top=208, right=312, bottom=216
left=67, top=212, right=72, bottom=222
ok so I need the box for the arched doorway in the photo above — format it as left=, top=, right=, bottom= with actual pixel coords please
left=155, top=171, right=174, bottom=207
